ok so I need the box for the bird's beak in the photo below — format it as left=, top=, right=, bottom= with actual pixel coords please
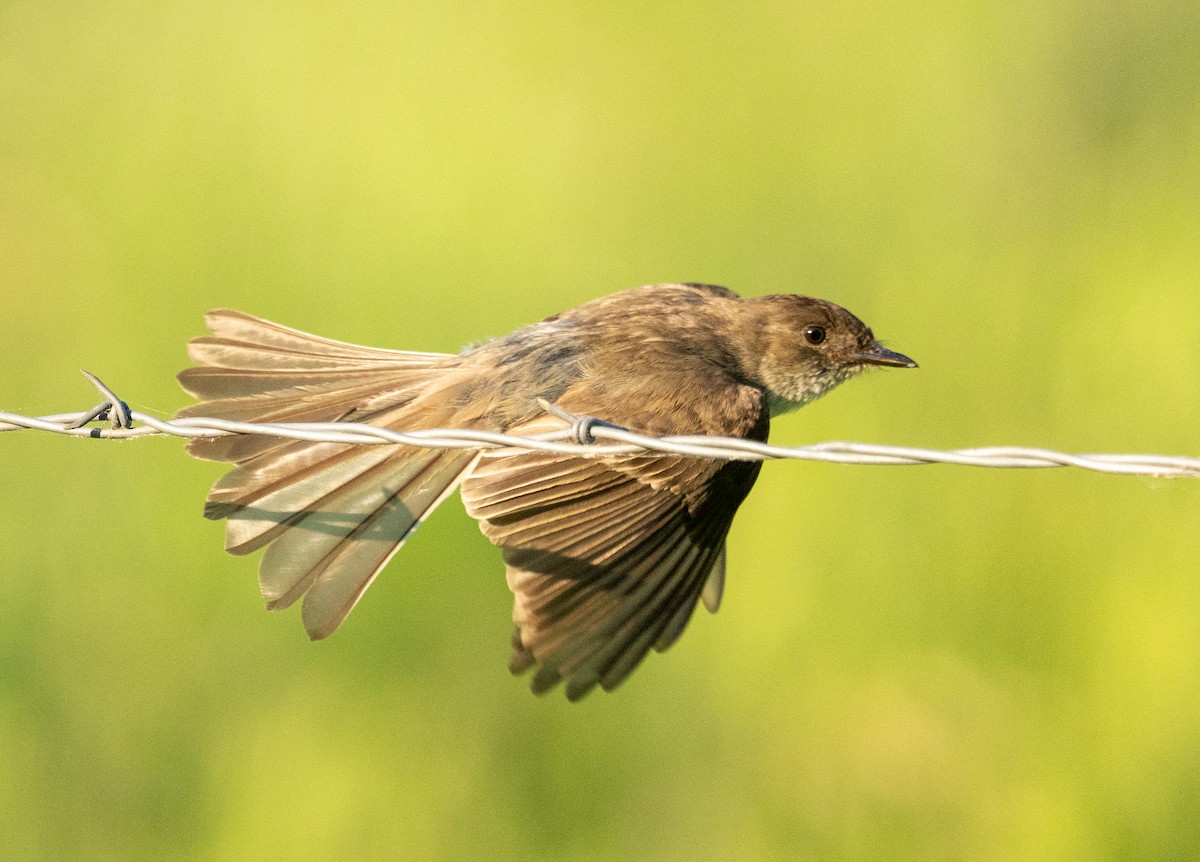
left=855, top=343, right=918, bottom=368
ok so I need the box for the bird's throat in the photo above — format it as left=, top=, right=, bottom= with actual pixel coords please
left=765, top=367, right=858, bottom=417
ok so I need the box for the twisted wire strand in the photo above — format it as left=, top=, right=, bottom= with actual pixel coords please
left=2, top=372, right=1198, bottom=479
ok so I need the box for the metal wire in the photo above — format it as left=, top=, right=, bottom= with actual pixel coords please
left=2, top=371, right=1198, bottom=478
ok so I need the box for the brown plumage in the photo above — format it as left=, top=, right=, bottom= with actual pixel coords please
left=177, top=283, right=915, bottom=699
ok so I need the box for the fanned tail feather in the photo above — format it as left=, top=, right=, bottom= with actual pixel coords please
left=177, top=309, right=481, bottom=639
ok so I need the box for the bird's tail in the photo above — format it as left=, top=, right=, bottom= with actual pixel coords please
left=177, top=309, right=482, bottom=639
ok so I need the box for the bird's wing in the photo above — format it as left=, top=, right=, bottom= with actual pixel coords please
left=460, top=385, right=768, bottom=700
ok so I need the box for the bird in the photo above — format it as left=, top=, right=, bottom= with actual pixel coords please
left=177, top=282, right=916, bottom=699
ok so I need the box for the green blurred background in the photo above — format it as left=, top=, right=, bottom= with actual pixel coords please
left=3, top=2, right=1200, bottom=859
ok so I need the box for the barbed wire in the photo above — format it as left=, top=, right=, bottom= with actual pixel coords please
left=2, top=371, right=1198, bottom=478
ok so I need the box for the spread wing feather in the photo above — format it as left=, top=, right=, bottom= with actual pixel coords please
left=462, top=395, right=765, bottom=699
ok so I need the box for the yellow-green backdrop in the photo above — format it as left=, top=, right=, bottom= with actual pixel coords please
left=3, top=2, right=1199, bottom=859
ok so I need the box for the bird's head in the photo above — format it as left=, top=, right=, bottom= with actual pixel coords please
left=739, top=294, right=917, bottom=415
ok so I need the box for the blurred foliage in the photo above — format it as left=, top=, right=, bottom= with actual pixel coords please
left=2, top=1, right=1200, bottom=859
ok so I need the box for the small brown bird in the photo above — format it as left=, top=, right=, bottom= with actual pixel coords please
left=178, top=283, right=915, bottom=699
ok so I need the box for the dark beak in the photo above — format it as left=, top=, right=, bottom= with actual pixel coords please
left=855, top=343, right=918, bottom=368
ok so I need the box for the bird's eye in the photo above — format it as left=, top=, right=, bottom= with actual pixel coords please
left=803, top=325, right=826, bottom=345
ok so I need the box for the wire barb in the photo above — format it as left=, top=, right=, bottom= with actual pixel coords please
left=2, top=375, right=1199, bottom=479
left=61, top=370, right=133, bottom=431
left=537, top=398, right=616, bottom=445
